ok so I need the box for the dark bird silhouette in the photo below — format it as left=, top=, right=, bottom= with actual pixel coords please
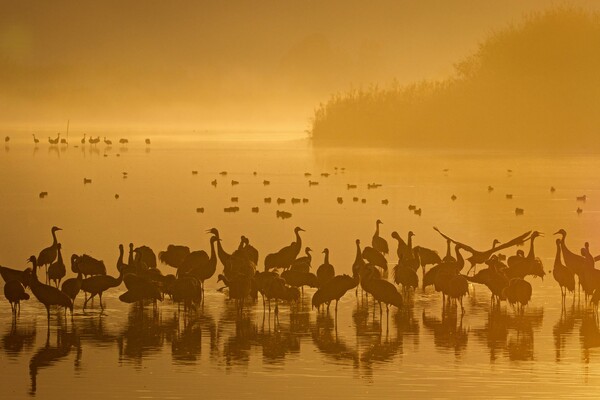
left=311, top=274, right=357, bottom=317
left=159, top=244, right=191, bottom=270
left=4, top=280, right=30, bottom=314
left=80, top=266, right=124, bottom=309
left=37, top=226, right=62, bottom=283
left=372, top=219, right=389, bottom=255
left=119, top=138, right=129, bottom=145
left=362, top=246, right=388, bottom=271
left=218, top=273, right=253, bottom=315
left=554, top=229, right=586, bottom=281
left=393, top=261, right=419, bottom=294
left=393, top=231, right=419, bottom=271
left=316, top=248, right=335, bottom=288
left=183, top=236, right=219, bottom=299
left=25, top=256, right=73, bottom=323
left=0, top=264, right=28, bottom=286
left=503, top=278, right=532, bottom=312
left=116, top=244, right=128, bottom=272
left=442, top=239, right=456, bottom=263
left=553, top=238, right=575, bottom=302
left=361, top=267, right=403, bottom=320
left=103, top=137, right=112, bottom=145
left=61, top=271, right=82, bottom=305
left=413, top=243, right=442, bottom=276
left=207, top=228, right=232, bottom=269
left=505, top=231, right=545, bottom=279
left=281, top=269, right=318, bottom=293
left=32, top=134, right=39, bottom=144
left=352, top=239, right=366, bottom=281
left=290, top=247, right=312, bottom=272
left=47, top=243, right=66, bottom=288
left=171, top=276, right=201, bottom=310
left=81, top=134, right=86, bottom=144
left=145, top=138, right=151, bottom=145
left=434, top=226, right=531, bottom=273
left=119, top=274, right=162, bottom=305
left=467, top=260, right=509, bottom=305
left=264, top=226, right=304, bottom=271
left=71, top=254, right=106, bottom=278
left=238, top=236, right=259, bottom=265
left=445, top=274, right=469, bottom=313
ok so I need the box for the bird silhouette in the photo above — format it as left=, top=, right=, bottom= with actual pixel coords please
left=103, top=137, right=112, bottom=145
left=554, top=229, right=586, bottom=283
left=239, top=236, right=259, bottom=265
left=0, top=264, right=29, bottom=286
left=32, top=134, right=39, bottom=144
left=4, top=280, right=30, bottom=314
left=60, top=271, right=82, bottom=305
left=393, top=259, right=419, bottom=294
left=183, top=236, right=218, bottom=299
left=37, top=226, right=62, bottom=283
left=372, top=219, right=389, bottom=255
left=413, top=242, right=441, bottom=276
left=207, top=228, right=232, bottom=269
left=467, top=259, right=509, bottom=305
left=552, top=238, right=575, bottom=302
left=218, top=273, right=253, bottom=315
left=171, top=276, right=201, bottom=310
left=264, top=227, right=304, bottom=271
left=362, top=246, right=388, bottom=271
left=290, top=247, right=312, bottom=272
left=159, top=244, right=191, bottom=270
left=116, top=244, right=128, bottom=272
left=393, top=231, right=419, bottom=271
left=70, top=254, right=106, bottom=277
left=80, top=265, right=124, bottom=310
left=442, top=239, right=456, bottom=263
left=503, top=278, right=532, bottom=312
left=47, top=243, right=66, bottom=288
left=81, top=134, right=86, bottom=144
left=505, top=231, right=545, bottom=279
left=434, top=226, right=531, bottom=273
left=312, top=274, right=357, bottom=317
left=316, top=248, right=335, bottom=288
left=361, top=266, right=403, bottom=321
left=25, top=256, right=73, bottom=324
left=281, top=269, right=318, bottom=294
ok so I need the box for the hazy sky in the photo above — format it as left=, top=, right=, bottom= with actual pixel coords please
left=1, top=0, right=597, bottom=131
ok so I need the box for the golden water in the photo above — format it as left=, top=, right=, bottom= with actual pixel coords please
left=1, top=134, right=600, bottom=399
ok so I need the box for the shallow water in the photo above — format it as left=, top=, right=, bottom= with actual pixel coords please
left=1, top=134, right=600, bottom=399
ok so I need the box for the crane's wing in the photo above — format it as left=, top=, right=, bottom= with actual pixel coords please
left=485, top=231, right=532, bottom=254
left=433, top=227, right=477, bottom=253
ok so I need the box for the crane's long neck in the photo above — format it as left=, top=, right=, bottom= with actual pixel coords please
left=554, top=242, right=562, bottom=268
left=294, top=230, right=302, bottom=247
left=375, top=222, right=380, bottom=236
left=209, top=238, right=218, bottom=269
left=51, top=230, right=58, bottom=246
left=407, top=234, right=413, bottom=250
left=527, top=236, right=537, bottom=260
left=128, top=247, right=134, bottom=266
left=57, top=247, right=63, bottom=263
left=324, top=250, right=329, bottom=265
left=118, top=247, right=124, bottom=266
left=445, top=240, right=452, bottom=259
left=455, top=247, right=464, bottom=269
left=354, top=242, right=362, bottom=264
left=216, top=238, right=230, bottom=265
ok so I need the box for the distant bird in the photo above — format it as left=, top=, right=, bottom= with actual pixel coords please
left=32, top=134, right=39, bottom=144
left=553, top=238, right=575, bottom=301
left=4, top=136, right=9, bottom=143
left=37, top=226, right=62, bottom=283
left=4, top=280, right=29, bottom=314
left=515, top=208, right=524, bottom=216
left=372, top=219, right=389, bottom=255
left=145, top=138, right=151, bottom=145
left=81, top=134, right=86, bottom=144
left=25, top=256, right=73, bottom=323
left=311, top=274, right=357, bottom=316
left=48, top=133, right=59, bottom=145
left=103, top=137, right=112, bottom=145
left=316, top=248, right=335, bottom=288
left=47, top=243, right=66, bottom=288
left=451, top=194, right=457, bottom=201
left=119, top=138, right=128, bottom=145
left=550, top=186, right=556, bottom=193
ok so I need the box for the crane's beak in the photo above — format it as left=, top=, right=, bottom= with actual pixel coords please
left=553, top=231, right=560, bottom=235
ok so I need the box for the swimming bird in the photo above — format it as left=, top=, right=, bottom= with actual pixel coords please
left=37, top=226, right=62, bottom=283
left=25, top=256, right=73, bottom=323
left=372, top=220, right=389, bottom=255
left=119, top=138, right=128, bottom=145
left=4, top=280, right=29, bottom=314
left=47, top=243, right=66, bottom=288
left=316, top=248, right=335, bottom=288
left=552, top=238, right=575, bottom=302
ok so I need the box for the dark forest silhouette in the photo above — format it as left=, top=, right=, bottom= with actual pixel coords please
left=310, top=8, right=600, bottom=151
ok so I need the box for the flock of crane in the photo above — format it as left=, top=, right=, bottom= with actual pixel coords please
left=1, top=221, right=597, bottom=327
left=23, top=133, right=151, bottom=146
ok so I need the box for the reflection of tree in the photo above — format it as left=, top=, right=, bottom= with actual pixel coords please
left=422, top=308, right=469, bottom=358
left=473, top=306, right=543, bottom=362
left=2, top=320, right=36, bottom=358
left=29, top=328, right=80, bottom=395
left=553, top=306, right=576, bottom=362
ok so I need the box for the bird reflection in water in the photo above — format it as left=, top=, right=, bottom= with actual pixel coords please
left=473, top=305, right=543, bottom=362
left=171, top=310, right=217, bottom=364
left=553, top=305, right=576, bottom=362
left=29, top=327, right=80, bottom=396
left=422, top=307, right=469, bottom=357
left=580, top=310, right=600, bottom=363
left=117, top=305, right=175, bottom=367
left=2, top=320, right=36, bottom=358
left=312, top=312, right=358, bottom=365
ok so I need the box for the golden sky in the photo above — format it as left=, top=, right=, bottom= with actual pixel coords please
left=1, top=0, right=597, bottom=131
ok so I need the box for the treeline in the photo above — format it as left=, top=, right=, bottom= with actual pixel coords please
left=310, top=8, right=600, bottom=151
